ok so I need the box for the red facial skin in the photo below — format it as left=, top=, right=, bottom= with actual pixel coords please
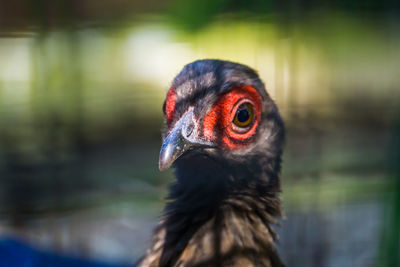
left=203, top=86, right=262, bottom=149
left=164, top=85, right=262, bottom=149
left=165, top=87, right=176, bottom=126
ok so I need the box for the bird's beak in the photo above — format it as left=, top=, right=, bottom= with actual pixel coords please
left=159, top=109, right=213, bottom=171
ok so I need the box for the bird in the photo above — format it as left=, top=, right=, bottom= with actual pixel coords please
left=137, top=59, right=285, bottom=267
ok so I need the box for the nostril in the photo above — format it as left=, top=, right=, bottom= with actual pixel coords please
left=184, top=123, right=194, bottom=138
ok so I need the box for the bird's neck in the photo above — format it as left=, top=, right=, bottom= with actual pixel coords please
left=158, top=158, right=282, bottom=267
left=164, top=171, right=282, bottom=223
left=165, top=154, right=282, bottom=217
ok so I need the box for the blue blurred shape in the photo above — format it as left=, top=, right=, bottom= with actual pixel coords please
left=0, top=237, right=131, bottom=267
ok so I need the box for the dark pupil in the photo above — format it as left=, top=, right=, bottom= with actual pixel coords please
left=237, top=106, right=250, bottom=123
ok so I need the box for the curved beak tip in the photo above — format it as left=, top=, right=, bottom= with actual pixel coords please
left=158, top=163, right=168, bottom=171
left=158, top=156, right=171, bottom=171
left=158, top=139, right=177, bottom=171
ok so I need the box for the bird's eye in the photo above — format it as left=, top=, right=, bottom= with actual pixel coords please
left=233, top=102, right=254, bottom=128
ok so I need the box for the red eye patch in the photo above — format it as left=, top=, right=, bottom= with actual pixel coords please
left=165, top=87, right=176, bottom=125
left=203, top=86, right=262, bottom=149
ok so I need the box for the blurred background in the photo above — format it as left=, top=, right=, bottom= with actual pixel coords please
left=0, top=0, right=399, bottom=266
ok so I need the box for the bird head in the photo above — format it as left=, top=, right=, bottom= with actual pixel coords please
left=159, top=59, right=284, bottom=191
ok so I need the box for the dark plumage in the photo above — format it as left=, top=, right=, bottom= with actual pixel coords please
left=138, top=59, right=285, bottom=267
